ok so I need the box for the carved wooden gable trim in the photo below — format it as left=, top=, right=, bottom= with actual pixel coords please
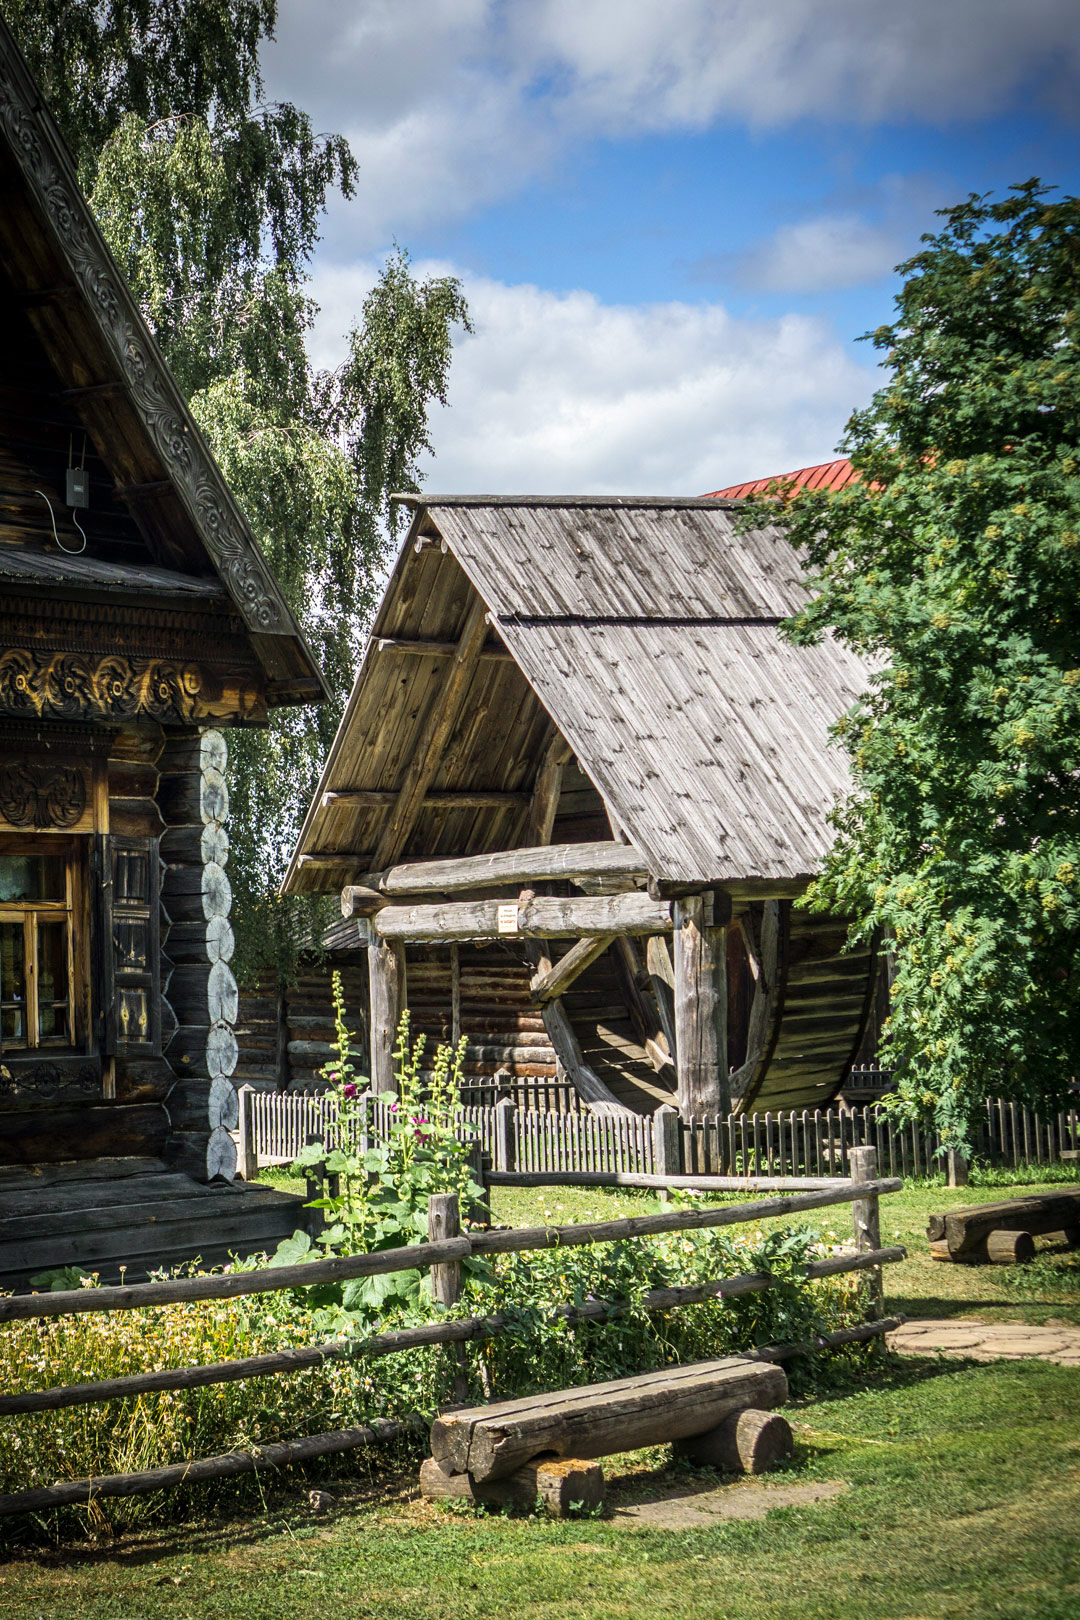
left=0, top=20, right=291, bottom=639
left=0, top=648, right=265, bottom=727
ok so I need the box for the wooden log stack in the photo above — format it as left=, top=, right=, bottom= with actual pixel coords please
left=159, top=729, right=240, bottom=1180
left=927, top=1188, right=1080, bottom=1263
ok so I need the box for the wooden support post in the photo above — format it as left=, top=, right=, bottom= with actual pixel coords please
left=303, top=1131, right=327, bottom=1236
left=849, top=1144, right=883, bottom=1320
left=946, top=1147, right=969, bottom=1188
left=368, top=938, right=406, bottom=1096
left=652, top=1104, right=682, bottom=1183
left=420, top=1456, right=604, bottom=1517
left=237, top=1085, right=257, bottom=1181
left=494, top=1097, right=518, bottom=1174
left=708, top=919, right=731, bottom=1118
left=275, top=989, right=290, bottom=1091
left=673, top=896, right=729, bottom=1120
left=428, top=1193, right=468, bottom=1401
left=450, top=941, right=462, bottom=1047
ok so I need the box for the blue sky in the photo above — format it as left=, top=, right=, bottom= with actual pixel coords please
left=263, top=1, right=1080, bottom=493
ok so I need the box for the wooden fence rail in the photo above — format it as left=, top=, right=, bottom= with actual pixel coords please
left=0, top=1177, right=900, bottom=1322
left=239, top=1088, right=1080, bottom=1183
left=0, top=1156, right=901, bottom=1517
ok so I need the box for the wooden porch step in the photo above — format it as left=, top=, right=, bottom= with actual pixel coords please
left=0, top=1163, right=304, bottom=1291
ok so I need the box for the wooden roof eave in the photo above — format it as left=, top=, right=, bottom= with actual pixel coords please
left=281, top=516, right=632, bottom=895
left=280, top=524, right=425, bottom=894
left=0, top=19, right=327, bottom=709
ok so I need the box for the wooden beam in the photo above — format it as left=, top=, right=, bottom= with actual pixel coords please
left=673, top=896, right=729, bottom=1118
left=298, top=853, right=372, bottom=869
left=530, top=935, right=615, bottom=1004
left=374, top=891, right=671, bottom=943
left=524, top=943, right=635, bottom=1115
left=646, top=935, right=678, bottom=1061
left=323, top=789, right=529, bottom=812
left=348, top=840, right=649, bottom=904
left=611, top=937, right=672, bottom=1073
left=373, top=637, right=512, bottom=659
left=527, top=732, right=572, bottom=847
left=371, top=596, right=492, bottom=872
left=717, top=879, right=809, bottom=902
left=368, top=938, right=406, bottom=1095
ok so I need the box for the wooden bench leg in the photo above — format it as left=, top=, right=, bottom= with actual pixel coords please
left=985, top=1230, right=1035, bottom=1264
left=675, top=1408, right=793, bottom=1475
left=932, top=1231, right=1035, bottom=1264
left=420, top=1456, right=605, bottom=1517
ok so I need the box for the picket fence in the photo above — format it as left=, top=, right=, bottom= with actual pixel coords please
left=239, top=1085, right=1080, bottom=1182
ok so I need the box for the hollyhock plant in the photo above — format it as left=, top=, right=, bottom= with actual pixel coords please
left=277, top=982, right=483, bottom=1323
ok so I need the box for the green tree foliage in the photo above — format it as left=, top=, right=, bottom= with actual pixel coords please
left=761, top=182, right=1080, bottom=1151
left=7, top=3, right=471, bottom=978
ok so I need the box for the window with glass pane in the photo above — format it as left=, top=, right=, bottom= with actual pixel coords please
left=0, top=844, right=77, bottom=1051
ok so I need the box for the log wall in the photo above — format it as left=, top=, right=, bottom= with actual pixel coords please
left=234, top=962, right=368, bottom=1093
left=158, top=728, right=240, bottom=1179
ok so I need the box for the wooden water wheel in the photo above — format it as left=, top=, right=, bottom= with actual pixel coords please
left=728, top=902, right=880, bottom=1114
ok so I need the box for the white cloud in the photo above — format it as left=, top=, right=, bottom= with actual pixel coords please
left=740, top=214, right=907, bottom=294
left=520, top=0, right=1080, bottom=132
left=264, top=0, right=1080, bottom=249
left=309, top=262, right=876, bottom=493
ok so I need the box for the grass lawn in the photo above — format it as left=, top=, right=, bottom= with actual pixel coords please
left=2, top=1171, right=1079, bottom=1618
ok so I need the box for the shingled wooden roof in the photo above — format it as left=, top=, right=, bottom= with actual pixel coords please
left=284, top=496, right=872, bottom=895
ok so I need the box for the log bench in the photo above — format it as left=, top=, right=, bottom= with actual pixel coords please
left=421, top=1354, right=792, bottom=1516
left=928, top=1189, right=1080, bottom=1264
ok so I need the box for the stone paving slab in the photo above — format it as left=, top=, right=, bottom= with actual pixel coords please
left=888, top=1318, right=1080, bottom=1365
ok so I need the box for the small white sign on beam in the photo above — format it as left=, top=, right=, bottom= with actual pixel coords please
left=496, top=902, right=520, bottom=935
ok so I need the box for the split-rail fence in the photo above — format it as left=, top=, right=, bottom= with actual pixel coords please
left=0, top=1152, right=902, bottom=1518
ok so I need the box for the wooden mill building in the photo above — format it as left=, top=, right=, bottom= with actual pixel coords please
left=284, top=494, right=881, bottom=1120
left=0, top=21, right=318, bottom=1285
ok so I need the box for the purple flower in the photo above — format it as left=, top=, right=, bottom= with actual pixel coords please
left=343, top=1083, right=357, bottom=1099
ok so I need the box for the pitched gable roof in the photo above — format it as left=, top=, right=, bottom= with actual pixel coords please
left=283, top=496, right=871, bottom=892
left=0, top=18, right=325, bottom=704
left=706, top=459, right=858, bottom=500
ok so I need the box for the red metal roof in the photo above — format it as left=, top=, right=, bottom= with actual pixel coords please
left=705, top=458, right=858, bottom=499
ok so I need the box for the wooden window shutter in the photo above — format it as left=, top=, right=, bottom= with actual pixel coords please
left=98, top=835, right=162, bottom=1057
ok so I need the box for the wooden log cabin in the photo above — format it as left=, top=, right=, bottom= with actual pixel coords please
left=0, top=21, right=321, bottom=1284
left=283, top=494, right=882, bottom=1120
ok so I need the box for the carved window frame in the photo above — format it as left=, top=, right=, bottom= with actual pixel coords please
left=0, top=834, right=89, bottom=1054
